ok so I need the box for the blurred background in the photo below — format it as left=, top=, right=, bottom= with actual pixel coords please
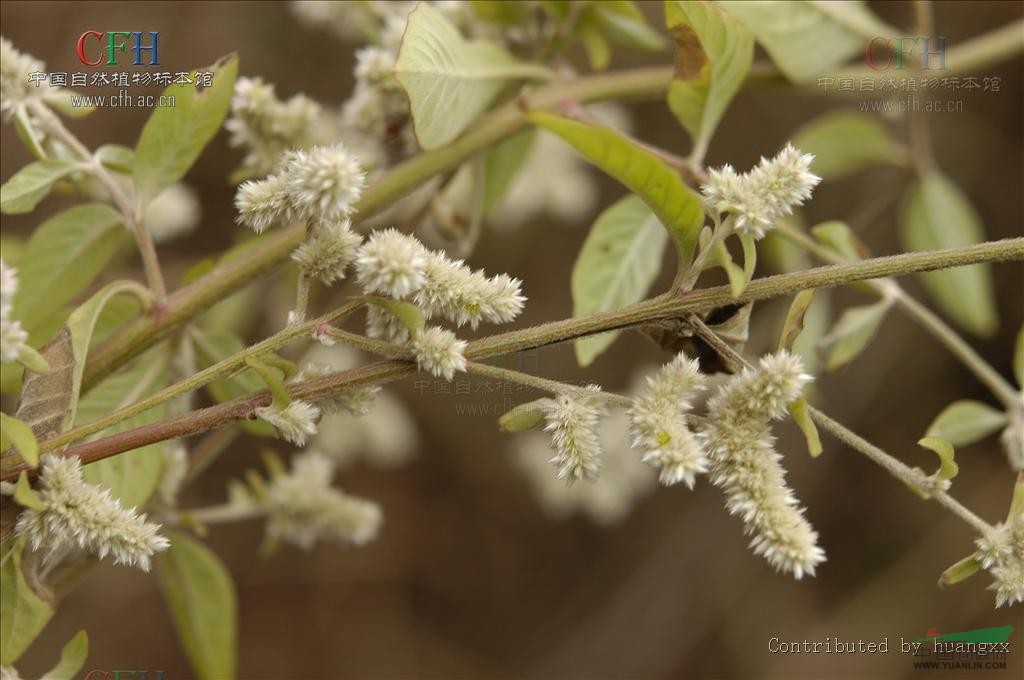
left=1, top=1, right=1022, bottom=678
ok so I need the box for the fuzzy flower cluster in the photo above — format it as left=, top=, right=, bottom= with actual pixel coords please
left=975, top=515, right=1024, bottom=607
left=291, top=221, right=364, bottom=286
left=701, top=144, right=821, bottom=239
left=235, top=144, right=366, bottom=233
left=628, top=354, right=708, bottom=488
left=15, top=454, right=170, bottom=571
left=226, top=76, right=333, bottom=178
left=1, top=258, right=29, bottom=363
left=539, top=386, right=608, bottom=485
left=0, top=36, right=45, bottom=118
left=355, top=228, right=526, bottom=329
left=265, top=450, right=382, bottom=549
left=256, top=400, right=321, bottom=446
left=294, top=361, right=381, bottom=416
left=702, top=351, right=824, bottom=580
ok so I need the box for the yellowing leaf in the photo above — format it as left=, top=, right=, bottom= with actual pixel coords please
left=572, top=196, right=668, bottom=366
left=395, top=3, right=553, bottom=149
left=900, top=172, right=997, bottom=337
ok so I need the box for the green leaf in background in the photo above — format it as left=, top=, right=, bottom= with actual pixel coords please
left=12, top=204, right=127, bottom=331
left=395, top=3, right=553, bottom=150
left=925, top=400, right=1008, bottom=448
left=483, top=129, right=536, bottom=214
left=192, top=328, right=273, bottom=437
left=95, top=144, right=135, bottom=174
left=529, top=111, right=704, bottom=263
left=0, top=537, right=54, bottom=666
left=499, top=398, right=549, bottom=433
left=134, top=55, right=238, bottom=205
left=792, top=111, right=907, bottom=180
left=1014, top=325, right=1024, bottom=388
left=718, top=0, right=894, bottom=83
left=75, top=348, right=171, bottom=508
left=900, top=171, right=998, bottom=338
left=158, top=531, right=237, bottom=680
left=13, top=105, right=47, bottom=160
left=822, top=299, right=890, bottom=370
left=810, top=220, right=870, bottom=262
left=665, top=0, right=753, bottom=158
left=42, top=630, right=89, bottom=680
left=0, top=160, right=77, bottom=214
left=0, top=413, right=39, bottom=468
left=579, top=1, right=668, bottom=58
left=13, top=281, right=152, bottom=447
left=365, top=296, right=426, bottom=336
left=918, top=437, right=958, bottom=481
left=572, top=195, right=668, bottom=366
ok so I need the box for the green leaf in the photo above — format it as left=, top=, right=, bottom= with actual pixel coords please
left=483, top=129, right=536, bottom=214
left=792, top=111, right=906, bottom=179
left=499, top=399, right=548, bottom=433
left=586, top=1, right=668, bottom=53
left=579, top=26, right=612, bottom=70
left=0, top=537, right=54, bottom=666
left=1, top=413, right=39, bottom=468
left=0, top=160, right=77, bottom=214
left=810, top=220, right=869, bottom=262
left=13, top=105, right=47, bottom=160
left=529, top=111, right=704, bottom=263
left=75, top=348, right=170, bottom=507
left=712, top=238, right=746, bottom=297
left=788, top=397, right=823, bottom=458
left=157, top=531, right=237, bottom=680
left=823, top=300, right=890, bottom=370
left=938, top=553, right=983, bottom=588
left=718, top=0, right=895, bottom=82
left=901, top=172, right=997, bottom=338
left=191, top=329, right=273, bottom=437
left=918, top=436, right=958, bottom=481
left=925, top=400, right=1008, bottom=448
left=13, top=472, right=46, bottom=510
left=365, top=296, right=426, bottom=336
left=13, top=281, right=152, bottom=446
left=665, top=0, right=753, bottom=155
left=134, top=55, right=238, bottom=205
left=572, top=196, right=668, bottom=366
left=12, top=204, right=128, bottom=331
left=395, top=3, right=553, bottom=150
left=42, top=630, right=89, bottom=680
left=95, top=144, right=135, bottom=174
left=778, top=289, right=815, bottom=352
left=1013, top=325, right=1023, bottom=388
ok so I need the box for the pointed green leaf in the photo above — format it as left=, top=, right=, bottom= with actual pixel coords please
left=585, top=1, right=667, bottom=53
left=713, top=238, right=746, bottom=297
left=823, top=300, right=890, bottom=370
left=925, top=400, right=1008, bottom=448
left=778, top=289, right=815, bottom=352
left=483, top=129, right=536, bottom=214
left=918, top=437, right=958, bottom=481
left=12, top=204, right=128, bottom=331
left=811, top=220, right=869, bottom=262
left=134, top=55, right=238, bottom=205
left=1, top=413, right=39, bottom=468
left=95, top=144, right=135, bottom=174
left=365, top=296, right=426, bottom=336
left=529, top=111, right=704, bottom=263
left=665, top=0, right=753, bottom=155
left=900, top=172, right=997, bottom=337
left=499, top=399, right=549, bottom=433
left=157, top=531, right=237, bottom=680
left=13, top=105, right=47, bottom=160
left=395, top=3, right=553, bottom=149
left=42, top=630, right=89, bottom=680
left=0, top=537, right=54, bottom=665
left=792, top=111, right=906, bottom=179
left=718, top=0, right=896, bottom=83
left=0, top=160, right=77, bottom=214
left=788, top=397, right=822, bottom=457
left=938, top=553, right=983, bottom=588
left=13, top=472, right=46, bottom=510
left=572, top=195, right=668, bottom=366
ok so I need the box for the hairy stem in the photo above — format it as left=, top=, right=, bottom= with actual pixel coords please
left=465, top=361, right=633, bottom=408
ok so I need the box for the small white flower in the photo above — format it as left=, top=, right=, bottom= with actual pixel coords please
left=414, top=252, right=526, bottom=329
left=0, top=258, right=28, bottom=363
left=702, top=143, right=820, bottom=239
left=15, top=454, right=170, bottom=571
left=990, top=558, right=1024, bottom=607
left=541, top=386, right=607, bottom=485
left=411, top=326, right=467, bottom=380
left=355, top=228, right=428, bottom=298
left=291, top=220, right=363, bottom=285
left=365, top=304, right=412, bottom=344
left=256, top=400, right=321, bottom=445
left=976, top=523, right=1014, bottom=569
left=235, top=173, right=291, bottom=233
left=0, top=37, right=45, bottom=119
left=0, top=257, right=17, bottom=309
left=703, top=351, right=824, bottom=579
left=281, top=145, right=366, bottom=225
left=294, top=361, right=381, bottom=416
left=145, top=183, right=201, bottom=243
left=265, top=450, right=382, bottom=549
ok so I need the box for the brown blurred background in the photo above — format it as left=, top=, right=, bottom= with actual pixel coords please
left=1, top=1, right=1022, bottom=678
